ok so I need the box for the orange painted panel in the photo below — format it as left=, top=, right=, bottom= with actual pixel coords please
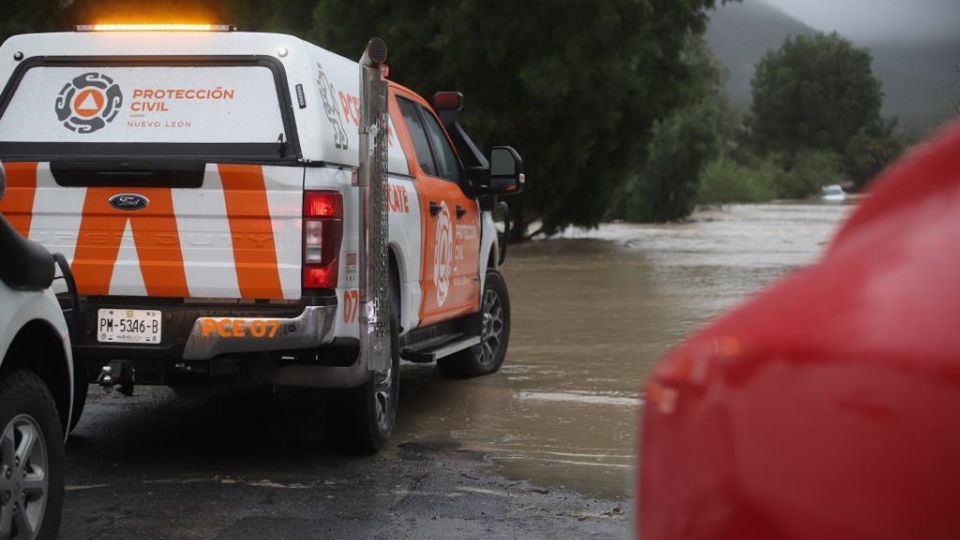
left=72, top=187, right=189, bottom=297
left=0, top=162, right=39, bottom=236
left=218, top=164, right=284, bottom=299
left=388, top=87, right=481, bottom=327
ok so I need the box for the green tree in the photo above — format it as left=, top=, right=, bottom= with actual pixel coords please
left=775, top=150, right=843, bottom=199
left=750, top=33, right=882, bottom=157
left=312, top=0, right=727, bottom=236
left=0, top=0, right=65, bottom=43
left=698, top=156, right=778, bottom=204
left=844, top=118, right=905, bottom=189
left=633, top=98, right=723, bottom=221
left=617, top=37, right=724, bottom=222
left=1, top=0, right=728, bottom=233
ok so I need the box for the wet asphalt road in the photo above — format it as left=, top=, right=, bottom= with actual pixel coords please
left=61, top=379, right=630, bottom=539
left=57, top=204, right=850, bottom=538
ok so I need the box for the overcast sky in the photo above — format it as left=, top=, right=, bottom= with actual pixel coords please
left=763, top=0, right=960, bottom=41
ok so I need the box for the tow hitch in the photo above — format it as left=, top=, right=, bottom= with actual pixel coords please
left=97, top=360, right=135, bottom=396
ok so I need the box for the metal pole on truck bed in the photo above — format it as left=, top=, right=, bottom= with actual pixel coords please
left=358, top=38, right=391, bottom=372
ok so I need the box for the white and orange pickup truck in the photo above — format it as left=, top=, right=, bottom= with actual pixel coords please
left=0, top=25, right=523, bottom=453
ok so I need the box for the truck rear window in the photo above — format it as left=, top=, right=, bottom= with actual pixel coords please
left=0, top=60, right=295, bottom=161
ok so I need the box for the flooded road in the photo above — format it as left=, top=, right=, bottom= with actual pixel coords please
left=61, top=203, right=856, bottom=539
left=397, top=203, right=854, bottom=498
left=61, top=205, right=850, bottom=540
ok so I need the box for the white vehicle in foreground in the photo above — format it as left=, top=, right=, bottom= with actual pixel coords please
left=821, top=184, right=847, bottom=202
left=0, top=164, right=79, bottom=539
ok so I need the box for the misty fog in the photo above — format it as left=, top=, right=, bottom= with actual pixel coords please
left=763, top=0, right=960, bottom=41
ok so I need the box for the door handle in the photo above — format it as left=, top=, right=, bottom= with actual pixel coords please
left=429, top=201, right=442, bottom=216
left=456, top=205, right=467, bottom=219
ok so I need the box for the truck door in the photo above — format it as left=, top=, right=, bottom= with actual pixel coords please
left=393, top=93, right=480, bottom=326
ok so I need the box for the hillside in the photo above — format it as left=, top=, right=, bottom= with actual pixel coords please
left=865, top=38, right=959, bottom=134
left=705, top=0, right=815, bottom=109
left=706, top=0, right=960, bottom=133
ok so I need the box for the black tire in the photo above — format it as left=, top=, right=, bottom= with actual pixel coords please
left=67, top=377, right=88, bottom=434
left=438, top=270, right=511, bottom=378
left=328, top=277, right=401, bottom=455
left=0, top=370, right=65, bottom=540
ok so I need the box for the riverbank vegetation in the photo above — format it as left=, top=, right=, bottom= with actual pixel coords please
left=616, top=32, right=907, bottom=222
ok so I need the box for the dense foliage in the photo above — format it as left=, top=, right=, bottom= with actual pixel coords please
left=614, top=38, right=724, bottom=222
left=0, top=3, right=908, bottom=226
left=698, top=149, right=845, bottom=204
left=622, top=30, right=904, bottom=217
left=308, top=0, right=726, bottom=235
left=750, top=33, right=882, bottom=157
left=0, top=0, right=727, bottom=234
left=843, top=119, right=905, bottom=189
left=776, top=150, right=844, bottom=199
left=697, top=31, right=903, bottom=204
left=698, top=156, right=777, bottom=204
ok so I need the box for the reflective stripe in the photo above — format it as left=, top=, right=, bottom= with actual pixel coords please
left=3, top=162, right=296, bottom=300
left=0, top=162, right=39, bottom=236
left=218, top=164, right=284, bottom=299
left=72, top=187, right=190, bottom=297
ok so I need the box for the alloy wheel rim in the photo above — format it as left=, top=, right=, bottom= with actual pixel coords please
left=374, top=366, right=394, bottom=432
left=480, top=288, right=504, bottom=365
left=0, top=414, right=48, bottom=540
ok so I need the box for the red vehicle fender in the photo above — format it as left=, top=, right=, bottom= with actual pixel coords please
left=639, top=123, right=960, bottom=540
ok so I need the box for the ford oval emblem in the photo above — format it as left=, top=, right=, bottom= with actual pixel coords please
left=108, top=193, right=150, bottom=211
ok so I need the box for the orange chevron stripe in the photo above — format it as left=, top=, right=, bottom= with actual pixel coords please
left=72, top=187, right=189, bottom=297
left=218, top=164, right=284, bottom=299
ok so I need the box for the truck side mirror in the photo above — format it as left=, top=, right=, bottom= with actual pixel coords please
left=488, top=146, right=524, bottom=195
left=0, top=164, right=6, bottom=201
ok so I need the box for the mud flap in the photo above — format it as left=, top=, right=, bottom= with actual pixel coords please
left=358, top=38, right=391, bottom=372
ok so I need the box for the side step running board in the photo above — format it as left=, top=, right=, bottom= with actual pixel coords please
left=401, top=334, right=481, bottom=363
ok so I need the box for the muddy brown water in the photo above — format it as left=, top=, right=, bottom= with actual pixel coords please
left=397, top=203, right=854, bottom=499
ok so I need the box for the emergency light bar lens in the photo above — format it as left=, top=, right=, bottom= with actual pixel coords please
left=76, top=24, right=236, bottom=32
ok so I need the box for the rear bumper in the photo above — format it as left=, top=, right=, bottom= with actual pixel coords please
left=66, top=296, right=343, bottom=384
left=181, top=305, right=336, bottom=360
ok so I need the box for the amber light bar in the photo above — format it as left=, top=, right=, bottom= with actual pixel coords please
left=76, top=24, right=236, bottom=32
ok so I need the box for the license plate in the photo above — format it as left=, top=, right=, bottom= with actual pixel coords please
left=97, top=309, right=162, bottom=344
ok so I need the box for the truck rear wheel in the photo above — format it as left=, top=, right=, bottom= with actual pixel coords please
left=0, top=370, right=65, bottom=540
left=328, top=278, right=400, bottom=455
left=438, top=271, right=511, bottom=378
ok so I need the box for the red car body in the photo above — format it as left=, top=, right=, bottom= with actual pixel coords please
left=639, top=123, right=960, bottom=540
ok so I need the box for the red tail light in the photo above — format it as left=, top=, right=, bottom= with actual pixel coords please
left=303, top=191, right=343, bottom=289
left=305, top=191, right=342, bottom=218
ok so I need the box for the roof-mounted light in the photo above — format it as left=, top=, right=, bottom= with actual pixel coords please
left=433, top=91, right=464, bottom=112
left=76, top=24, right=236, bottom=32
